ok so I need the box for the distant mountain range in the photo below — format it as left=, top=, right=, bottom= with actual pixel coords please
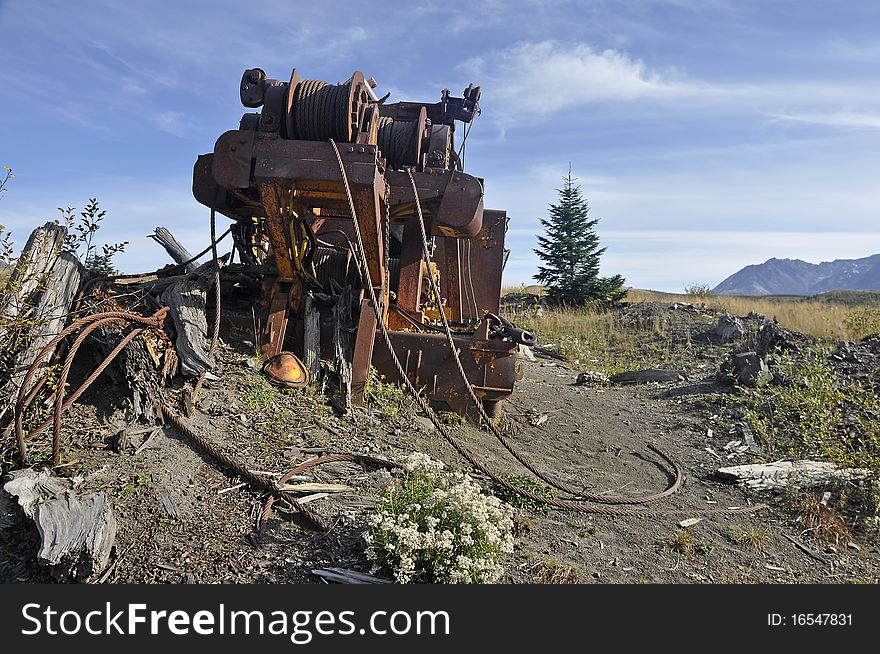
left=712, top=254, right=880, bottom=296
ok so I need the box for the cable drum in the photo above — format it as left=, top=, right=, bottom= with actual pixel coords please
left=378, top=117, right=421, bottom=169
left=292, top=78, right=360, bottom=142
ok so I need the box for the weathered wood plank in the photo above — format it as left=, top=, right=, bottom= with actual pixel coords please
left=278, top=482, right=353, bottom=493
left=303, top=293, right=320, bottom=379
left=716, top=460, right=872, bottom=492
left=311, top=567, right=392, bottom=584
left=609, top=369, right=686, bottom=385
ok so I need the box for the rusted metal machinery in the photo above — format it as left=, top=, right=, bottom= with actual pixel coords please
left=193, top=66, right=532, bottom=418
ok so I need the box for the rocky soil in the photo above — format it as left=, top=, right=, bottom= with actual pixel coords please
left=1, top=299, right=879, bottom=584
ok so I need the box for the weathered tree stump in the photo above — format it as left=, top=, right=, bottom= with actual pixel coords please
left=160, top=261, right=218, bottom=377
left=2, top=468, right=116, bottom=581
left=0, top=222, right=83, bottom=419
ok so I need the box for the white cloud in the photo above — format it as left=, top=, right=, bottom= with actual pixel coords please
left=463, top=40, right=880, bottom=129
left=464, top=41, right=689, bottom=117
left=152, top=112, right=196, bottom=138
left=771, top=112, right=880, bottom=130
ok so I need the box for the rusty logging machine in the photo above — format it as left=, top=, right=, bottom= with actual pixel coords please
left=193, top=66, right=533, bottom=418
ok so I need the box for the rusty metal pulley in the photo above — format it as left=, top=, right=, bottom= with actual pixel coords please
left=262, top=352, right=310, bottom=388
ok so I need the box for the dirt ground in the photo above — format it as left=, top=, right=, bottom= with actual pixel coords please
left=2, top=301, right=879, bottom=584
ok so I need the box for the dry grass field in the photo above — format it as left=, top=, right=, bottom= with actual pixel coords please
left=502, top=285, right=880, bottom=343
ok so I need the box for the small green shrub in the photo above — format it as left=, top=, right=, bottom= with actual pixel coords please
left=240, top=377, right=277, bottom=409
left=366, top=453, right=515, bottom=584
left=365, top=367, right=406, bottom=420
left=743, top=347, right=880, bottom=469
left=492, top=473, right=556, bottom=512
left=842, top=307, right=880, bottom=340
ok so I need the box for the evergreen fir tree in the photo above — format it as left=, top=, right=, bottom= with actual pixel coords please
left=534, top=170, right=626, bottom=307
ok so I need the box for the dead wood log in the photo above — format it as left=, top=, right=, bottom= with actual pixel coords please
left=2, top=468, right=116, bottom=580
left=278, top=482, right=353, bottom=493
left=148, top=227, right=197, bottom=273
left=716, top=460, right=872, bottom=492
left=0, top=222, right=83, bottom=419
left=161, top=261, right=217, bottom=376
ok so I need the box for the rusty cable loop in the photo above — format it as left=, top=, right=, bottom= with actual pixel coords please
left=5, top=308, right=170, bottom=460
left=50, top=315, right=142, bottom=465
left=404, top=168, right=681, bottom=505
left=330, top=139, right=769, bottom=517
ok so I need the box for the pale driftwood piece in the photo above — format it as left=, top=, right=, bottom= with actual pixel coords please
left=311, top=567, right=392, bottom=584
left=298, top=492, right=329, bottom=504
left=336, top=495, right=376, bottom=509
left=160, top=261, right=216, bottom=376
left=716, top=460, right=872, bottom=492
left=3, top=468, right=116, bottom=580
left=609, top=369, right=686, bottom=385
left=303, top=293, right=320, bottom=380
left=133, top=428, right=161, bottom=455
left=0, top=222, right=83, bottom=419
left=278, top=482, right=352, bottom=493
left=148, top=227, right=197, bottom=273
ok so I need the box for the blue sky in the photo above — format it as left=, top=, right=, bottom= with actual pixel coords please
left=1, top=0, right=879, bottom=292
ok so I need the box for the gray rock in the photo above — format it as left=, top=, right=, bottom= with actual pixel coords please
left=755, top=319, right=797, bottom=355
left=720, top=351, right=772, bottom=387
left=412, top=415, right=437, bottom=432
left=714, top=314, right=745, bottom=342
left=576, top=371, right=609, bottom=386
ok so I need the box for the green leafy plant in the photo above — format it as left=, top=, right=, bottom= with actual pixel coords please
left=365, top=453, right=515, bottom=583
left=742, top=347, right=880, bottom=470
left=240, top=377, right=277, bottom=409
left=59, top=199, right=127, bottom=277
left=492, top=473, right=556, bottom=512
left=365, top=367, right=406, bottom=420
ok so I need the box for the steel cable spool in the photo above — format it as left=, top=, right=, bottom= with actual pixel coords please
left=377, top=106, right=427, bottom=169
left=290, top=72, right=368, bottom=143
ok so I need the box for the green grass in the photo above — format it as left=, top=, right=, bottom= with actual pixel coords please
left=365, top=367, right=407, bottom=420
left=240, top=377, right=278, bottom=409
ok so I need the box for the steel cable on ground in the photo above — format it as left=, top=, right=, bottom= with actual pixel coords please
left=156, top=403, right=329, bottom=530
left=330, top=139, right=768, bottom=517
left=404, top=168, right=681, bottom=505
